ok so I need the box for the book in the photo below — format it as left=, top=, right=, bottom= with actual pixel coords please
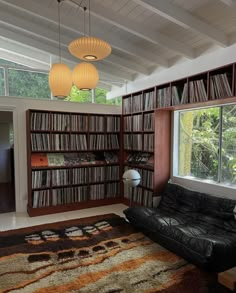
left=31, top=153, right=48, bottom=167
left=47, top=153, right=65, bottom=166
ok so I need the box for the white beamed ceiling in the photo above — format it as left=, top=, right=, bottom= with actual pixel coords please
left=0, top=0, right=235, bottom=93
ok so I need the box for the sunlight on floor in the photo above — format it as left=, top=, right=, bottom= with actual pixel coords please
left=0, top=204, right=128, bottom=231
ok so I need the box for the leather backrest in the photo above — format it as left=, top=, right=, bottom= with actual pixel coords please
left=159, top=183, right=236, bottom=220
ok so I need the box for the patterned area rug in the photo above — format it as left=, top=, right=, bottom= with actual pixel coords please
left=0, top=214, right=229, bottom=293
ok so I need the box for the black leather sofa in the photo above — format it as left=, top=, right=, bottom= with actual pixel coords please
left=124, top=183, right=236, bottom=272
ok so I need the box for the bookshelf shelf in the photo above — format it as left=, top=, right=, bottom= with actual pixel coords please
left=27, top=197, right=123, bottom=217
left=27, top=109, right=122, bottom=216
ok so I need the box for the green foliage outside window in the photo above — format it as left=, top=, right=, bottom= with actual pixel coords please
left=66, top=86, right=122, bottom=105
left=0, top=68, right=5, bottom=96
left=0, top=58, right=121, bottom=105
left=8, top=69, right=50, bottom=99
left=178, top=105, right=236, bottom=185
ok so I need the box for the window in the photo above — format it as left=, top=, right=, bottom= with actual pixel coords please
left=8, top=68, right=50, bottom=99
left=0, top=59, right=119, bottom=105
left=174, top=104, right=236, bottom=186
left=0, top=67, right=5, bottom=95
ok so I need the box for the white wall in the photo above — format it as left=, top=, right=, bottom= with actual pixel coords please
left=108, top=43, right=236, bottom=99
left=0, top=97, right=121, bottom=213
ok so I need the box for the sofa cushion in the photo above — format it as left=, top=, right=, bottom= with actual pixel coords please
left=159, top=183, right=236, bottom=220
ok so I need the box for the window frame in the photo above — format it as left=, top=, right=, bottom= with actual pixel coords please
left=172, top=101, right=236, bottom=190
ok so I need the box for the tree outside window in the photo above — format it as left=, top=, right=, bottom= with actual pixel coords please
left=177, top=104, right=236, bottom=185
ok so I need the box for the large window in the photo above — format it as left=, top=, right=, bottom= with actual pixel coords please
left=174, top=104, right=236, bottom=186
left=8, top=68, right=50, bottom=99
left=0, top=67, right=5, bottom=95
left=0, top=58, right=121, bottom=105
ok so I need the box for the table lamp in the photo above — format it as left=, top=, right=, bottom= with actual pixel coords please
left=122, top=169, right=141, bottom=206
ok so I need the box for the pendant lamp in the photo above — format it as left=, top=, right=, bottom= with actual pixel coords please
left=72, top=62, right=99, bottom=90
left=49, top=0, right=72, bottom=98
left=69, top=36, right=111, bottom=61
left=68, top=0, right=111, bottom=61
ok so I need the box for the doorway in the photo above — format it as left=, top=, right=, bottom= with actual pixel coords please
left=0, top=111, right=15, bottom=213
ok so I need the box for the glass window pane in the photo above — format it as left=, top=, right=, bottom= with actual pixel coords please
left=178, top=107, right=220, bottom=181
left=0, top=67, right=5, bottom=96
left=221, top=105, right=236, bottom=185
left=66, top=85, right=92, bottom=103
left=8, top=69, right=50, bottom=99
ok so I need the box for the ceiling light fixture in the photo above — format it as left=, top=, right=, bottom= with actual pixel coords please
left=72, top=62, right=99, bottom=90
left=49, top=0, right=72, bottom=98
left=68, top=0, right=112, bottom=61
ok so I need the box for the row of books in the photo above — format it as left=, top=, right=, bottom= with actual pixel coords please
left=32, top=182, right=121, bottom=208
left=32, top=166, right=120, bottom=189
left=142, top=169, right=154, bottom=189
left=30, top=112, right=120, bottom=132
left=123, top=94, right=143, bottom=114
left=210, top=73, right=232, bottom=100
left=124, top=113, right=154, bottom=132
left=125, top=152, right=153, bottom=167
left=144, top=91, right=155, bottom=111
left=89, top=134, right=119, bottom=149
left=31, top=134, right=119, bottom=151
left=144, top=113, right=154, bottom=131
left=107, top=116, right=120, bottom=132
left=31, top=152, right=118, bottom=167
left=106, top=182, right=120, bottom=197
left=157, top=87, right=171, bottom=108
left=133, top=114, right=142, bottom=131
left=143, top=134, right=154, bottom=152
left=124, top=116, right=132, bottom=131
left=89, top=116, right=104, bottom=132
left=90, top=184, right=105, bottom=200
left=123, top=91, right=156, bottom=114
left=52, top=187, right=88, bottom=206
left=132, top=93, right=143, bottom=113
left=71, top=114, right=87, bottom=131
left=123, top=73, right=232, bottom=111
left=31, top=112, right=50, bottom=131
left=124, top=134, right=151, bottom=151
left=52, top=113, right=70, bottom=131
left=32, top=170, right=50, bottom=189
left=124, top=186, right=153, bottom=207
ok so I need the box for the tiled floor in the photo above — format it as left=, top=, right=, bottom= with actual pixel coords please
left=0, top=203, right=128, bottom=231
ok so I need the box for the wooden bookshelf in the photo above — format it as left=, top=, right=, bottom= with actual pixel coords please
left=26, top=110, right=122, bottom=216
left=122, top=61, right=236, bottom=208
left=122, top=88, right=156, bottom=207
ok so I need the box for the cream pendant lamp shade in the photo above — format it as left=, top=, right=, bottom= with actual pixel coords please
left=49, top=63, right=72, bottom=98
left=72, top=62, right=99, bottom=90
left=48, top=0, right=72, bottom=98
left=69, top=36, right=112, bottom=61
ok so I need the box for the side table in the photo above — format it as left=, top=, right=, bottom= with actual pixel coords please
left=218, top=267, right=236, bottom=291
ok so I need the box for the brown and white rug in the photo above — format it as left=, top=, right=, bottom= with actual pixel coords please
left=0, top=214, right=229, bottom=293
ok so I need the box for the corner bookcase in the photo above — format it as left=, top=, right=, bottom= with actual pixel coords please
left=122, top=88, right=170, bottom=207
left=26, top=109, right=122, bottom=216
left=122, top=61, right=236, bottom=207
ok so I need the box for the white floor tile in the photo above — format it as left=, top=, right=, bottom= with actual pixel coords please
left=0, top=204, right=128, bottom=231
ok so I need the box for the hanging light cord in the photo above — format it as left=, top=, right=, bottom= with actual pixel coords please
left=83, top=6, right=87, bottom=36
left=57, top=0, right=61, bottom=62
left=69, top=0, right=85, bottom=11
left=88, top=0, right=91, bottom=36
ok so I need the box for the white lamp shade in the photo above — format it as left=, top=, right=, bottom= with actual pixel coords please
left=122, top=169, right=141, bottom=187
left=69, top=36, right=112, bottom=61
left=48, top=63, right=72, bottom=98
left=72, top=62, right=99, bottom=90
